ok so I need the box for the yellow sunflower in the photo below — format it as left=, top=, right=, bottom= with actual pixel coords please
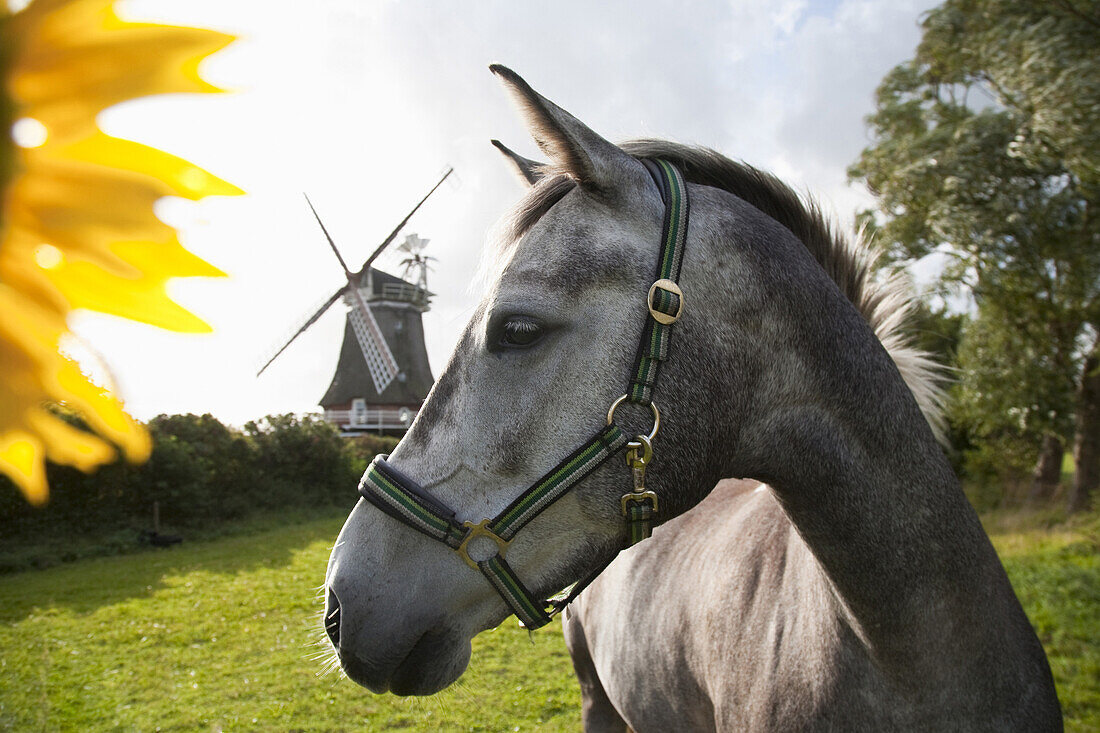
left=0, top=0, right=242, bottom=505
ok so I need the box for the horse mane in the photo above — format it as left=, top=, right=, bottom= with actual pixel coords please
left=492, top=140, right=948, bottom=442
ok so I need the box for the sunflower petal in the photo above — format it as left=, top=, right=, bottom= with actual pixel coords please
left=8, top=136, right=240, bottom=278
left=9, top=0, right=235, bottom=142
left=27, top=409, right=116, bottom=469
left=0, top=0, right=240, bottom=504
left=45, top=134, right=244, bottom=200
left=54, top=360, right=150, bottom=463
left=0, top=432, right=47, bottom=506
left=46, top=256, right=216, bottom=332
left=0, top=284, right=149, bottom=498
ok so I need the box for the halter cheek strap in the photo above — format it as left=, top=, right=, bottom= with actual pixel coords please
left=630, top=159, right=689, bottom=405
left=356, top=159, right=689, bottom=630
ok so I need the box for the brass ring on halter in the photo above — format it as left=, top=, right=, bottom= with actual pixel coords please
left=606, top=394, right=660, bottom=441
left=454, top=518, right=512, bottom=570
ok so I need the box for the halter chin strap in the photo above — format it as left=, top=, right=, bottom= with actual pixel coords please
left=356, top=159, right=689, bottom=630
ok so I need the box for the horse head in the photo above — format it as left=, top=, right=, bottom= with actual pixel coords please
left=324, top=65, right=861, bottom=695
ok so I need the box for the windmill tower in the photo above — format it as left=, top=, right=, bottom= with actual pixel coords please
left=258, top=169, right=452, bottom=435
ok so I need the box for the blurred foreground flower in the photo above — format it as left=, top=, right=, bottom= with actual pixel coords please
left=0, top=0, right=242, bottom=504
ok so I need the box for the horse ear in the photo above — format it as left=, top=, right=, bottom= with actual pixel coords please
left=490, top=64, right=636, bottom=190
left=491, top=139, right=545, bottom=186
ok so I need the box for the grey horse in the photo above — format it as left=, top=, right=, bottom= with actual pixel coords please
left=324, top=66, right=1061, bottom=731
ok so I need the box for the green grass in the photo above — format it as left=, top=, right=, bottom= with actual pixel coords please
left=0, top=509, right=1096, bottom=731
left=983, top=509, right=1100, bottom=730
left=0, top=515, right=580, bottom=732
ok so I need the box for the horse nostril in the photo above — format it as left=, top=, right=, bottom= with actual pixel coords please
left=325, top=587, right=341, bottom=647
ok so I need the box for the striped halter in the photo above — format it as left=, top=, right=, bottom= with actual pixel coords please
left=357, top=159, right=689, bottom=629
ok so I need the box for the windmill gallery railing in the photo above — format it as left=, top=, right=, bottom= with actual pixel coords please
left=323, top=406, right=418, bottom=432
left=378, top=282, right=430, bottom=307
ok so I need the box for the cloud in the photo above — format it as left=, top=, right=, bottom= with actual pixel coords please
left=83, top=0, right=937, bottom=424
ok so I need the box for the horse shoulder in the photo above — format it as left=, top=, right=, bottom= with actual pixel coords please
left=567, top=479, right=878, bottom=731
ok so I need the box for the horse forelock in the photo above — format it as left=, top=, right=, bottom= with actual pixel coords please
left=477, top=170, right=574, bottom=290
left=482, top=140, right=948, bottom=442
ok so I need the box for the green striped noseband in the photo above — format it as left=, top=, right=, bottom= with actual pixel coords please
left=358, top=159, right=689, bottom=630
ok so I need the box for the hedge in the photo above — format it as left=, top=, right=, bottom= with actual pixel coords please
left=0, top=413, right=397, bottom=571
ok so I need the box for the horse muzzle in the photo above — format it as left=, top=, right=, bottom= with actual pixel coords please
left=325, top=583, right=472, bottom=695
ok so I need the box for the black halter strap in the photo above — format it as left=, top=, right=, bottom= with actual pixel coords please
left=356, top=159, right=690, bottom=629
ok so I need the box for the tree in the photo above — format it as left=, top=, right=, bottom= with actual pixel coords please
left=849, top=0, right=1100, bottom=510
left=951, top=297, right=1075, bottom=501
left=908, top=301, right=973, bottom=477
left=908, top=299, right=966, bottom=371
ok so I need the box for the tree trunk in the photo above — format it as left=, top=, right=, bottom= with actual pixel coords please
left=1069, top=353, right=1100, bottom=513
left=1028, top=434, right=1064, bottom=504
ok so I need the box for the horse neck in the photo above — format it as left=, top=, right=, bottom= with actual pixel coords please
left=693, top=206, right=1009, bottom=672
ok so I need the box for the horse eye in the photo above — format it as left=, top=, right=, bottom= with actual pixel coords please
left=499, top=318, right=542, bottom=348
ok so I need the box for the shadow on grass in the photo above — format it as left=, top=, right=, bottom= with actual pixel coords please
left=0, top=510, right=349, bottom=623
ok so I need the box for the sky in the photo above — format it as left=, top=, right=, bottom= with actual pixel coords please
left=68, top=0, right=939, bottom=426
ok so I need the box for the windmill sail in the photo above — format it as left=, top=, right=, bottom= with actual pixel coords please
left=352, top=168, right=452, bottom=280
left=346, top=289, right=399, bottom=394
left=256, top=168, right=452, bottom=383
left=256, top=287, right=346, bottom=376
left=304, top=195, right=400, bottom=394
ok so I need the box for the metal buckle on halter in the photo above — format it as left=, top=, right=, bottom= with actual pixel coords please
left=648, top=278, right=684, bottom=325
left=454, top=518, right=512, bottom=570
left=621, top=490, right=659, bottom=515
left=624, top=433, right=653, bottom=467
left=620, top=433, right=659, bottom=516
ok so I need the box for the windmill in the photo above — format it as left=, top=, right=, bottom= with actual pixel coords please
left=397, top=233, right=436, bottom=293
left=259, top=168, right=452, bottom=433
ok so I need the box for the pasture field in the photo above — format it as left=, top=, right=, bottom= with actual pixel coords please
left=0, top=509, right=1097, bottom=732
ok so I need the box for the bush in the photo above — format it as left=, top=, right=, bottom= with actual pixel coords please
left=345, top=433, right=400, bottom=474
left=0, top=412, right=377, bottom=571
left=244, top=414, right=362, bottom=509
